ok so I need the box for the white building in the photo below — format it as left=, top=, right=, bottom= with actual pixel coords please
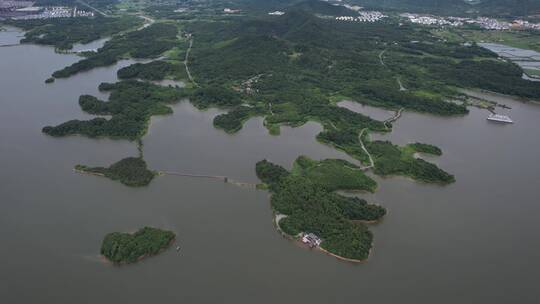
left=301, top=233, right=322, bottom=248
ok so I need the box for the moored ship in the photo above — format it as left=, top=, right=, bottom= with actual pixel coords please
left=487, top=114, right=513, bottom=124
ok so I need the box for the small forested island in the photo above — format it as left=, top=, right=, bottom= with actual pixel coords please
left=75, top=157, right=156, bottom=187
left=256, top=159, right=386, bottom=261
left=101, top=227, right=176, bottom=264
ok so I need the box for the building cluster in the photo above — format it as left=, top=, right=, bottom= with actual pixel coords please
left=301, top=233, right=322, bottom=248
left=336, top=11, right=387, bottom=23
left=401, top=13, right=463, bottom=27
left=509, top=19, right=540, bottom=30
left=237, top=74, right=264, bottom=95
left=401, top=13, right=540, bottom=31
left=12, top=6, right=94, bottom=20
left=473, top=17, right=511, bottom=30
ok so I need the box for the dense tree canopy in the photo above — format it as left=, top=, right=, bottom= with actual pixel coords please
left=52, top=23, right=178, bottom=78
left=367, top=141, right=455, bottom=184
left=75, top=157, right=156, bottom=187
left=43, top=80, right=187, bottom=140
left=117, top=60, right=186, bottom=81
left=101, top=227, right=175, bottom=264
left=256, top=159, right=386, bottom=261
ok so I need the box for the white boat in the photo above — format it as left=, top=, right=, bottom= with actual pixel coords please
left=487, top=114, right=513, bottom=124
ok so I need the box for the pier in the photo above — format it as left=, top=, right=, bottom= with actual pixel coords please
left=160, top=171, right=257, bottom=189
left=0, top=43, right=21, bottom=48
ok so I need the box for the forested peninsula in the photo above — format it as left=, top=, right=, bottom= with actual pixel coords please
left=256, top=158, right=386, bottom=261
left=42, top=80, right=187, bottom=140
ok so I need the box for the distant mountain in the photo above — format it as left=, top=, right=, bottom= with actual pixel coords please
left=478, top=0, right=540, bottom=16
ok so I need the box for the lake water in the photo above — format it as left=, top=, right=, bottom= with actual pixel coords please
left=1, top=29, right=540, bottom=303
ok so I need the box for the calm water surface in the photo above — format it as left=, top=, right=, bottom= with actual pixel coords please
left=1, top=29, right=540, bottom=303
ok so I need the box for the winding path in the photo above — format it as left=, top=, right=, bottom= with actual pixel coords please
left=184, top=37, right=199, bottom=87
left=137, top=15, right=155, bottom=30
left=378, top=49, right=387, bottom=66
left=379, top=49, right=407, bottom=91
left=357, top=108, right=404, bottom=170
left=397, top=77, right=407, bottom=91
left=358, top=128, right=374, bottom=171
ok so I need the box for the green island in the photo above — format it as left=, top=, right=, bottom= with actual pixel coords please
left=6, top=16, right=142, bottom=50
left=75, top=157, right=156, bottom=187
left=256, top=159, right=386, bottom=261
left=101, top=227, right=176, bottom=264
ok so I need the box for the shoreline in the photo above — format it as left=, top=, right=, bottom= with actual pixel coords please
left=462, top=88, right=540, bottom=105
left=272, top=211, right=372, bottom=264
left=317, top=246, right=370, bottom=264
